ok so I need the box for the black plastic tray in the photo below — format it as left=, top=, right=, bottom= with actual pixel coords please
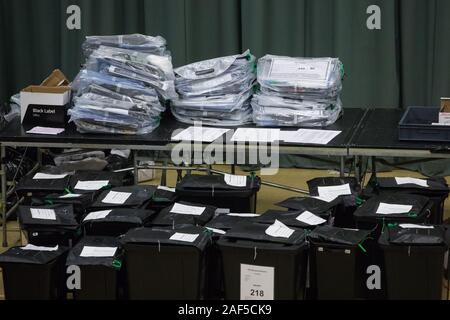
left=398, top=106, right=450, bottom=142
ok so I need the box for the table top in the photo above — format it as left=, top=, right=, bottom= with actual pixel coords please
left=350, top=108, right=450, bottom=152
left=0, top=108, right=366, bottom=150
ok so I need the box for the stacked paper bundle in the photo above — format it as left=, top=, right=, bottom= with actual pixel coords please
left=69, top=34, right=176, bottom=135
left=251, top=55, right=344, bottom=127
left=171, top=50, right=256, bottom=126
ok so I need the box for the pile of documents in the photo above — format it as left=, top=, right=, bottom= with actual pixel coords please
left=69, top=34, right=176, bottom=135
left=82, top=34, right=169, bottom=57
left=251, top=55, right=344, bottom=127
left=171, top=50, right=256, bottom=126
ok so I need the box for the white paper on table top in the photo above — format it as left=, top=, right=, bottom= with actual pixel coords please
left=296, top=211, right=327, bottom=226
left=227, top=213, right=259, bottom=218
left=240, top=264, right=275, bottom=300
left=376, top=203, right=413, bottom=215
left=399, top=224, right=434, bottom=229
left=26, top=126, right=65, bottom=135
left=265, top=220, right=295, bottom=239
left=317, top=183, right=352, bottom=202
left=33, top=172, right=68, bottom=180
left=30, top=208, right=56, bottom=220
left=171, top=126, right=230, bottom=142
left=224, top=173, right=247, bottom=187
left=59, top=193, right=82, bottom=198
left=395, top=177, right=429, bottom=188
left=170, top=203, right=205, bottom=216
left=205, top=227, right=226, bottom=235
left=21, top=244, right=59, bottom=252
left=280, top=129, right=341, bottom=145
left=157, top=186, right=176, bottom=193
left=269, top=58, right=331, bottom=81
left=101, top=191, right=132, bottom=204
left=75, top=180, right=110, bottom=191
left=169, top=232, right=199, bottom=243
left=80, top=246, right=117, bottom=257
left=83, top=210, right=112, bottom=222
left=230, top=128, right=280, bottom=143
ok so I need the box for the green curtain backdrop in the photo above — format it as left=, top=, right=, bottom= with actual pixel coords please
left=0, top=0, right=449, bottom=175
left=1, top=0, right=449, bottom=107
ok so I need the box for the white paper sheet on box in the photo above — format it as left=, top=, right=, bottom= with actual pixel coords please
left=224, top=174, right=247, bottom=187
left=75, top=180, right=109, bottom=191
left=170, top=203, right=205, bottom=216
left=33, top=172, right=68, bottom=180
left=80, top=246, right=117, bottom=257
left=376, top=203, right=413, bottom=215
left=83, top=210, right=112, bottom=222
left=101, top=191, right=132, bottom=204
left=30, top=208, right=56, bottom=220
left=169, top=232, right=199, bottom=243
left=265, top=220, right=294, bottom=238
left=395, top=177, right=429, bottom=188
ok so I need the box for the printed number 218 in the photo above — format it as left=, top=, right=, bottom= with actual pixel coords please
left=250, top=289, right=264, bottom=297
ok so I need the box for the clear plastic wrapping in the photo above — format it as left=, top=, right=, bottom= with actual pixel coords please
left=85, top=45, right=176, bottom=100
left=257, top=55, right=343, bottom=100
left=82, top=34, right=168, bottom=57
left=70, top=34, right=173, bottom=135
left=252, top=55, right=344, bottom=127
left=251, top=94, right=343, bottom=127
left=171, top=50, right=256, bottom=126
left=171, top=102, right=253, bottom=127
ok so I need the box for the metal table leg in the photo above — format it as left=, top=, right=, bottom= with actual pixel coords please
left=2, top=146, right=8, bottom=247
left=161, top=159, right=168, bottom=186
left=340, top=156, right=345, bottom=178
left=371, top=156, right=377, bottom=181
left=133, top=150, right=139, bottom=185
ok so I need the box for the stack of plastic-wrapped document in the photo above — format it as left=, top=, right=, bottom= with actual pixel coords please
left=251, top=55, right=344, bottom=127
left=69, top=34, right=176, bottom=135
left=171, top=50, right=256, bottom=126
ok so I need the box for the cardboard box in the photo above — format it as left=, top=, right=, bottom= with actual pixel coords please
left=439, top=98, right=450, bottom=125
left=41, top=69, right=70, bottom=87
left=20, top=69, right=71, bottom=126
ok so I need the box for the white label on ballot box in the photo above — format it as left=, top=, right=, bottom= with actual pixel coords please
left=170, top=203, right=205, bottom=216
left=59, top=193, right=82, bottom=198
left=33, top=172, right=68, bottom=180
left=30, top=208, right=56, bottom=220
left=101, top=191, right=132, bottom=204
left=395, top=177, right=429, bottom=188
left=21, top=244, right=59, bottom=252
left=376, top=203, right=413, bottom=215
left=169, top=232, right=199, bottom=243
left=157, top=186, right=176, bottom=193
left=317, top=184, right=351, bottom=202
left=227, top=213, right=259, bottom=217
left=240, top=264, right=274, bottom=300
left=75, top=180, right=109, bottom=191
left=399, top=224, right=434, bottom=229
left=80, top=246, right=117, bottom=257
left=224, top=174, right=247, bottom=187
left=205, top=227, right=226, bottom=235
left=269, top=59, right=330, bottom=81
left=265, top=220, right=294, bottom=239
left=83, top=210, right=112, bottom=222
left=296, top=211, right=327, bottom=226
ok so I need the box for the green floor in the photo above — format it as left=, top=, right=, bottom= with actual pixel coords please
left=1, top=167, right=449, bottom=299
